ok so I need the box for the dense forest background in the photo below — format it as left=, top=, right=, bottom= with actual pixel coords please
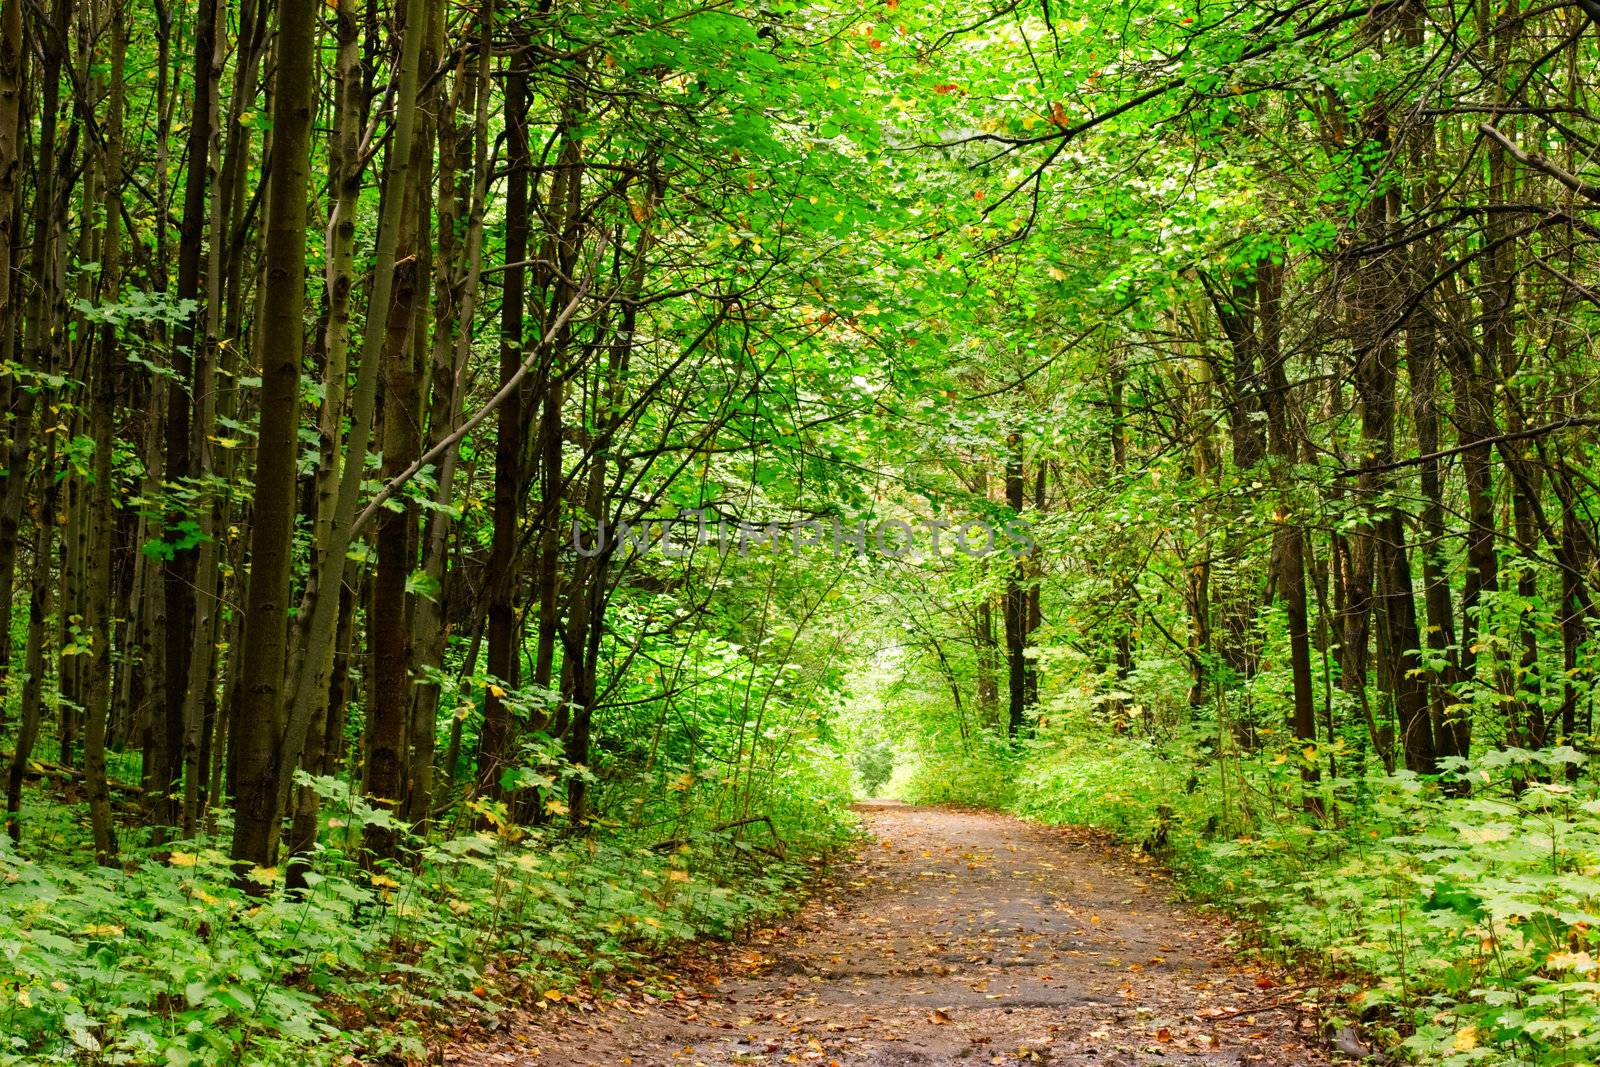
left=1, top=0, right=1599, bottom=1063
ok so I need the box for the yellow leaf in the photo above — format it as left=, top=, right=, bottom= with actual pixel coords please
left=545, top=799, right=569, bottom=816
left=544, top=989, right=564, bottom=1001
left=487, top=683, right=506, bottom=698
left=249, top=866, right=279, bottom=884
left=1454, top=1026, right=1479, bottom=1051
left=668, top=869, right=690, bottom=883
left=169, top=851, right=198, bottom=867
left=1548, top=950, right=1594, bottom=972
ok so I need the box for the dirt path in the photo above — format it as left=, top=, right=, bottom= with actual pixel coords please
left=455, top=803, right=1334, bottom=1065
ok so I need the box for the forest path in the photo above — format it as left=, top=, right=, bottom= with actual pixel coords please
left=454, top=803, right=1334, bottom=1066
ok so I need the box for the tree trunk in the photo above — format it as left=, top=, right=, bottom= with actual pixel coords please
left=1003, top=435, right=1027, bottom=736
left=179, top=0, right=227, bottom=836
left=156, top=0, right=219, bottom=831
left=275, top=0, right=429, bottom=827
left=365, top=109, right=429, bottom=861
left=0, top=0, right=27, bottom=707
left=6, top=489, right=54, bottom=843
left=406, top=5, right=491, bottom=830
left=230, top=0, right=320, bottom=871
left=1256, top=257, right=1318, bottom=796
left=81, top=0, right=127, bottom=865
left=1350, top=172, right=1435, bottom=775
left=283, top=0, right=363, bottom=887
left=478, top=58, right=529, bottom=802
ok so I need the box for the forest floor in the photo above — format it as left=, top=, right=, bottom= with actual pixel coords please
left=447, top=802, right=1337, bottom=1066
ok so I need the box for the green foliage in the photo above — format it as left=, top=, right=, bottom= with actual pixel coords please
left=0, top=775, right=854, bottom=1065
left=7, top=0, right=1600, bottom=1061
left=898, top=734, right=1018, bottom=810
left=927, top=720, right=1600, bottom=1066
left=852, top=735, right=896, bottom=797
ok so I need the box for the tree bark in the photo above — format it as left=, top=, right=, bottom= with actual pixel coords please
left=1256, top=256, right=1318, bottom=796
left=365, top=78, right=430, bottom=860
left=405, top=4, right=491, bottom=830
left=478, top=57, right=530, bottom=802
left=275, top=0, right=430, bottom=828
left=283, top=0, right=363, bottom=887
left=1003, top=435, right=1028, bottom=736
left=154, top=0, right=219, bottom=831
left=230, top=0, right=320, bottom=871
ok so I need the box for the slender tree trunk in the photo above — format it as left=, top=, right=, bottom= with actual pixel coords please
left=59, top=5, right=99, bottom=770
left=276, top=0, right=429, bottom=825
left=1107, top=358, right=1133, bottom=719
left=6, top=487, right=54, bottom=843
left=81, top=0, right=127, bottom=865
left=1003, top=435, right=1027, bottom=736
left=230, top=0, right=320, bottom=871
left=1024, top=463, right=1044, bottom=710
left=365, top=98, right=429, bottom=861
left=0, top=0, right=26, bottom=700
left=479, top=58, right=529, bottom=801
left=1560, top=462, right=1588, bottom=770
left=180, top=0, right=226, bottom=836
left=1184, top=346, right=1216, bottom=708
left=1351, top=175, right=1435, bottom=774
left=1483, top=0, right=1527, bottom=748
left=1206, top=274, right=1265, bottom=689
left=1377, top=512, right=1436, bottom=772
left=283, top=0, right=363, bottom=886
left=0, top=0, right=18, bottom=321
left=1443, top=328, right=1493, bottom=757
left=1408, top=306, right=1463, bottom=760
left=406, top=6, right=491, bottom=829
left=1256, top=257, right=1318, bottom=796
left=156, top=0, right=219, bottom=830
left=1401, top=7, right=1465, bottom=764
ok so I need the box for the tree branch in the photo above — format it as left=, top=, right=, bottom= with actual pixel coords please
left=349, top=280, right=592, bottom=538
left=1336, top=417, right=1600, bottom=478
left=1479, top=122, right=1600, bottom=203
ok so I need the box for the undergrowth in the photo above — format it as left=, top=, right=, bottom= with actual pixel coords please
left=0, top=772, right=857, bottom=1065
left=903, top=726, right=1600, bottom=1066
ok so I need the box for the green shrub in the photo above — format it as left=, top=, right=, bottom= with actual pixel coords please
left=899, top=736, right=1018, bottom=809
left=955, top=727, right=1600, bottom=1067
left=0, top=773, right=856, bottom=1066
